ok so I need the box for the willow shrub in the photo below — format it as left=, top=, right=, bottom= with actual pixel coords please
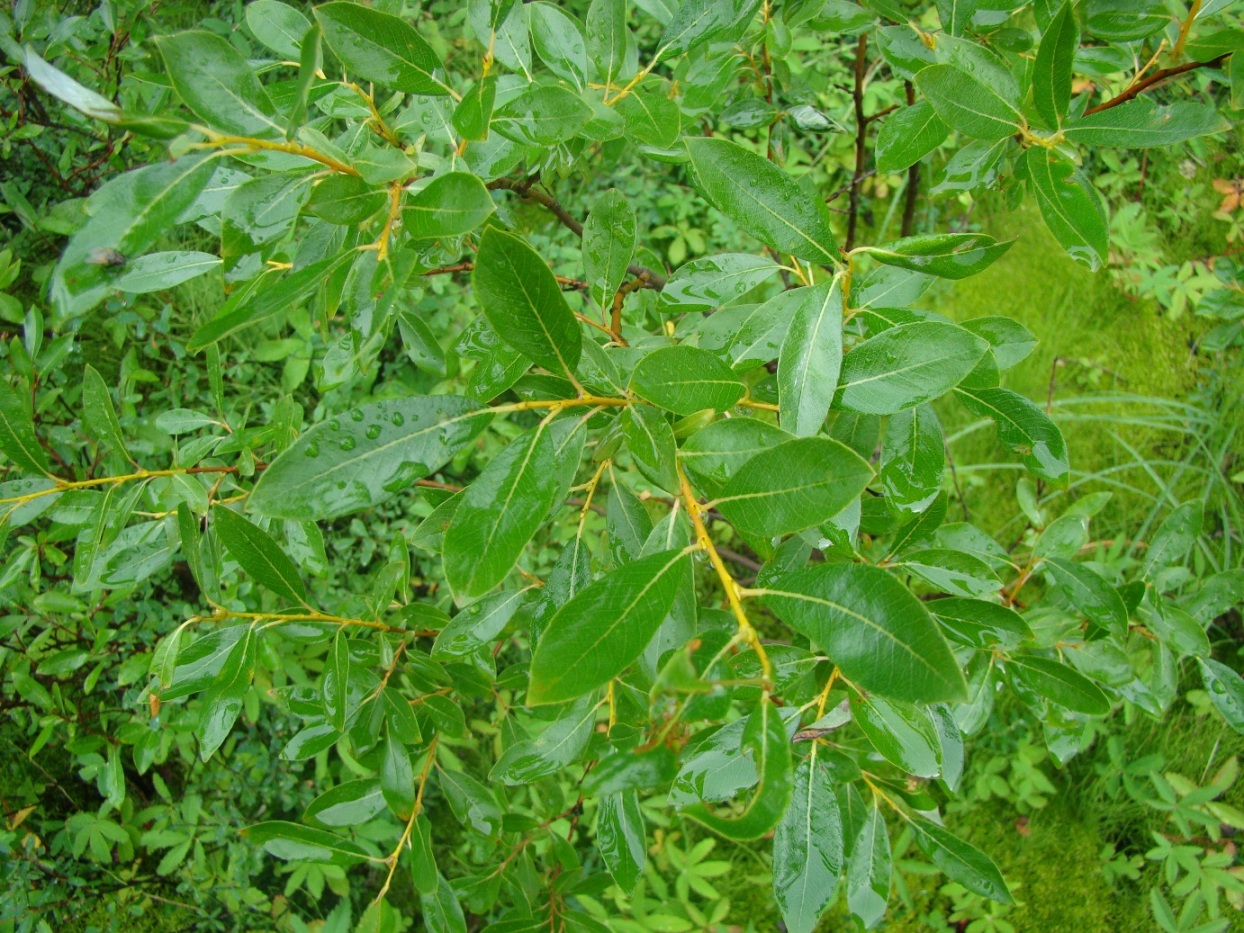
left=6, top=0, right=1244, bottom=930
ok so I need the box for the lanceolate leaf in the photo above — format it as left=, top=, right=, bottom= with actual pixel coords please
left=1200, top=658, right=1244, bottom=734
left=838, top=322, right=988, bottom=415
left=1023, top=149, right=1108, bottom=270
left=212, top=507, right=307, bottom=605
left=680, top=417, right=793, bottom=499
left=403, top=173, right=495, bottom=240
left=876, top=101, right=950, bottom=173
left=197, top=626, right=256, bottom=761
left=474, top=227, right=582, bottom=379
left=630, top=346, right=746, bottom=415
left=777, top=280, right=844, bottom=437
left=715, top=437, right=873, bottom=538
left=586, top=0, right=629, bottom=91
left=246, top=0, right=312, bottom=59
left=879, top=405, right=944, bottom=514
left=760, top=563, right=966, bottom=703
left=1063, top=101, right=1228, bottom=148
left=852, top=693, right=942, bottom=777
left=773, top=749, right=843, bottom=933
left=250, top=396, right=491, bottom=521
left=583, top=189, right=637, bottom=312
left=1043, top=557, right=1128, bottom=635
left=244, top=821, right=371, bottom=866
left=622, top=404, right=679, bottom=492
left=528, top=549, right=689, bottom=704
left=858, top=234, right=1011, bottom=280
left=314, top=1, right=451, bottom=96
left=915, top=63, right=1024, bottom=139
left=490, top=696, right=598, bottom=783
left=659, top=0, right=761, bottom=58
left=0, top=379, right=52, bottom=477
left=1009, top=654, right=1111, bottom=714
left=685, top=137, right=839, bottom=264
left=492, top=85, right=594, bottom=146
left=1032, top=0, right=1078, bottom=127
left=155, top=32, right=282, bottom=137
left=954, top=385, right=1069, bottom=484
left=847, top=801, right=892, bottom=929
left=444, top=417, right=584, bottom=600
left=912, top=820, right=1013, bottom=903
left=597, top=791, right=646, bottom=893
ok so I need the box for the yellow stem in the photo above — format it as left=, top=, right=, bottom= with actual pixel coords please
left=374, top=734, right=439, bottom=904
left=346, top=82, right=401, bottom=148
left=1173, top=3, right=1201, bottom=59
left=192, top=131, right=360, bottom=176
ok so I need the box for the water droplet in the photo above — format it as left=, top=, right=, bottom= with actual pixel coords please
left=391, top=412, right=405, bottom=427
left=339, top=437, right=357, bottom=451
left=328, top=420, right=340, bottom=431
left=304, top=443, right=319, bottom=457
left=365, top=424, right=382, bottom=439
left=350, top=409, right=365, bottom=422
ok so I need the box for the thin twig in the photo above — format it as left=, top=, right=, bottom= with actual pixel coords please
left=1083, top=53, right=1229, bottom=115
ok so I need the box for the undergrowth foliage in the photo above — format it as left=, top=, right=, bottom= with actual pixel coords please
left=2, top=1, right=1243, bottom=931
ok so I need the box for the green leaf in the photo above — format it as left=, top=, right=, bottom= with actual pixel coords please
left=1023, top=149, right=1108, bottom=270
left=246, top=0, right=312, bottom=59
left=314, top=1, right=450, bottom=96
left=1031, top=0, right=1077, bottom=127
left=221, top=174, right=313, bottom=266
left=197, top=626, right=255, bottom=761
left=715, top=437, right=873, bottom=538
left=250, top=396, right=491, bottom=521
left=0, top=378, right=51, bottom=476
left=685, top=137, right=839, bottom=264
left=954, top=385, right=1069, bottom=484
left=608, top=482, right=654, bottom=565
left=306, top=175, right=385, bottom=225
left=381, top=736, right=415, bottom=819
left=474, top=227, right=582, bottom=379
left=244, top=820, right=371, bottom=866
left=630, top=346, right=745, bottom=415
left=915, top=63, right=1023, bottom=139
left=838, top=322, right=988, bottom=415
left=583, top=189, right=637, bottom=312
left=858, top=233, right=1011, bottom=280
left=1063, top=101, right=1228, bottom=148
left=684, top=697, right=793, bottom=840
left=913, top=820, right=1013, bottom=903
left=936, top=0, right=978, bottom=34
left=1043, top=557, right=1128, bottom=635
left=879, top=405, right=944, bottom=514
left=852, top=693, right=941, bottom=777
left=432, top=590, right=524, bottom=659
left=114, top=251, right=222, bottom=294
left=617, top=83, right=682, bottom=148
left=324, top=631, right=350, bottom=732
left=1142, top=501, right=1204, bottom=579
left=898, top=547, right=999, bottom=599
left=530, top=3, right=588, bottom=87
left=490, top=695, right=598, bottom=782
left=759, top=563, right=966, bottom=703
left=444, top=417, right=584, bottom=600
left=586, top=0, right=630, bottom=91
left=930, top=598, right=1032, bottom=649
left=875, top=101, right=949, bottom=173
left=213, top=507, right=307, bottom=605
left=409, top=816, right=437, bottom=894
left=680, top=416, right=793, bottom=499
left=1200, top=658, right=1244, bottom=734
left=50, top=156, right=216, bottom=318
left=658, top=0, right=760, bottom=58
left=492, top=85, right=593, bottom=146
left=155, top=31, right=282, bottom=137
left=659, top=253, right=780, bottom=312
left=773, top=749, right=843, bottom=933
left=597, top=791, right=646, bottom=893
left=304, top=778, right=386, bottom=827
left=960, top=316, right=1036, bottom=370
left=527, top=549, right=689, bottom=704
left=778, top=280, right=844, bottom=437
left=421, top=873, right=468, bottom=933
left=453, top=75, right=498, bottom=141
left=846, top=801, right=891, bottom=929
left=622, top=404, right=679, bottom=492
left=404, top=173, right=495, bottom=240
left=1009, top=655, right=1111, bottom=714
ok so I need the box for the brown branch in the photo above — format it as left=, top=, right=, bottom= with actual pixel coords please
left=901, top=82, right=919, bottom=238
left=846, top=35, right=869, bottom=252
left=1083, top=53, right=1230, bottom=116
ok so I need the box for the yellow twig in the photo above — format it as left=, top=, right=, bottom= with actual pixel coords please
left=191, top=130, right=359, bottom=176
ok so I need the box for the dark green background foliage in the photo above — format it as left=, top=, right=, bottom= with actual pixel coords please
left=2, top=0, right=1243, bottom=931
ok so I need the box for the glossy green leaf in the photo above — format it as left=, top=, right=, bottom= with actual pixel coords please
left=913, top=820, right=1013, bottom=903
left=852, top=693, right=941, bottom=777
left=81, top=366, right=130, bottom=464
left=617, top=83, right=682, bottom=148
left=583, top=189, right=637, bottom=312
left=586, top=0, right=629, bottom=91
left=899, top=548, right=1000, bottom=599
left=306, top=175, right=385, bottom=225
left=1032, top=0, right=1077, bottom=127
left=597, top=791, right=646, bottom=893
left=930, top=598, right=1032, bottom=649
left=314, top=1, right=450, bottom=96
left=773, top=748, right=843, bottom=933
left=1009, top=655, right=1111, bottom=714
left=212, top=507, right=306, bottom=605
left=404, top=173, right=495, bottom=240
left=915, top=63, right=1024, bottom=140
left=155, top=32, right=281, bottom=137
left=680, top=417, right=793, bottom=499
left=0, top=379, right=51, bottom=477
left=684, top=697, right=793, bottom=840
left=1142, top=501, right=1204, bottom=579
left=493, top=85, right=593, bottom=146
left=778, top=280, right=844, bottom=437
left=222, top=174, right=312, bottom=265
left=880, top=405, right=944, bottom=514
left=955, top=385, right=1069, bottom=484
left=630, top=346, right=746, bottom=415
left=432, top=590, right=524, bottom=659
left=474, top=227, right=582, bottom=379
left=607, top=482, right=653, bottom=565
left=622, top=404, right=679, bottom=492
left=685, top=136, right=839, bottom=263
left=759, top=563, right=966, bottom=702
left=444, top=417, right=584, bottom=600
left=530, top=3, right=587, bottom=86
left=658, top=0, right=760, bottom=58
left=490, top=695, right=598, bottom=782
left=846, top=801, right=891, bottom=929
left=421, top=872, right=467, bottom=933
left=527, top=549, right=689, bottom=704
left=244, top=820, right=370, bottom=866
left=1200, top=658, right=1244, bottom=734
left=409, top=816, right=437, bottom=894
left=1023, top=149, right=1108, bottom=270
left=246, top=0, right=311, bottom=59
left=715, top=437, right=873, bottom=538
left=1043, top=557, right=1128, bottom=635
left=381, top=736, right=415, bottom=819
left=960, top=316, right=1036, bottom=370
left=859, top=233, right=1011, bottom=280
left=876, top=101, right=949, bottom=173
left=453, top=74, right=498, bottom=141
left=196, top=626, right=255, bottom=761
left=113, top=251, right=221, bottom=294
left=250, top=396, right=491, bottom=521
left=50, top=156, right=216, bottom=318
left=838, top=322, right=987, bottom=414
left=304, top=778, right=386, bottom=827
left=659, top=253, right=779, bottom=312
left=1063, top=101, right=1228, bottom=148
